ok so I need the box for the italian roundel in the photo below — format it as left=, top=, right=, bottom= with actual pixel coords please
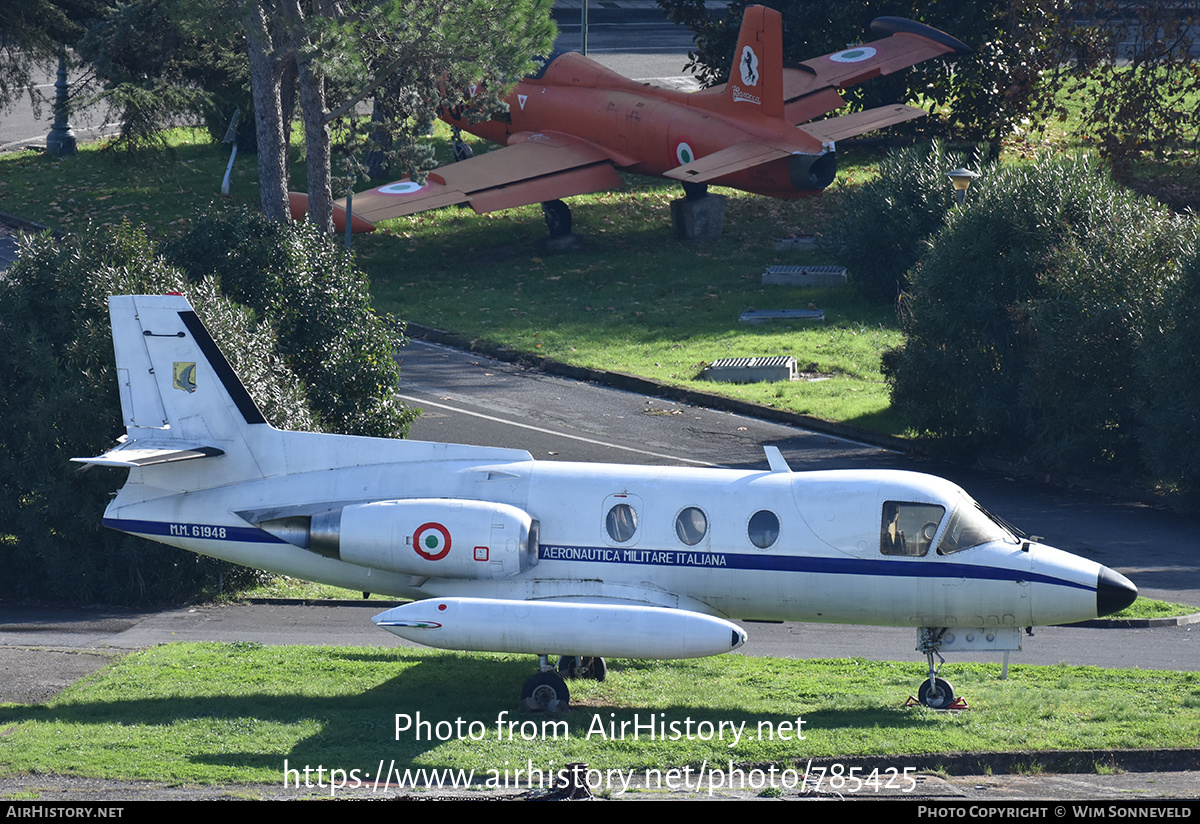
left=378, top=181, right=427, bottom=196
left=413, top=522, right=452, bottom=560
left=829, top=46, right=877, bottom=64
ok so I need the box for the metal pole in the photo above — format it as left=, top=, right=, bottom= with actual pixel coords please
left=45, top=55, right=77, bottom=157
left=581, top=0, right=588, bottom=56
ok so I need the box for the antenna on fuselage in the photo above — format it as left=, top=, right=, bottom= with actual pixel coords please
left=764, top=446, right=792, bottom=473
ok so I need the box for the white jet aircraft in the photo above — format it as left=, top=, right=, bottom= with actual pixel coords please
left=77, top=295, right=1138, bottom=709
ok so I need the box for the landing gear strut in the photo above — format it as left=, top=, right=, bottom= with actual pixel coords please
left=558, top=655, right=607, bottom=682
left=916, top=628, right=956, bottom=709
left=521, top=654, right=570, bottom=711
left=451, top=127, right=474, bottom=162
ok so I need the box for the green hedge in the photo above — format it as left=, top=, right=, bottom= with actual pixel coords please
left=887, top=154, right=1199, bottom=489
left=0, top=213, right=415, bottom=604
left=821, top=141, right=982, bottom=302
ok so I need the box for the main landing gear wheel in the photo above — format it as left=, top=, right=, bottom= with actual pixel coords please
left=918, top=677, right=955, bottom=709
left=541, top=199, right=573, bottom=237
left=451, top=127, right=474, bottom=162
left=557, top=656, right=607, bottom=682
left=521, top=671, right=570, bottom=712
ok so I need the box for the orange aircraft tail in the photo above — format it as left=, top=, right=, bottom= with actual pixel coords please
left=692, top=5, right=785, bottom=120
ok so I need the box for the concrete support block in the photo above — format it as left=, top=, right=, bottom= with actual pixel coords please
left=670, top=193, right=726, bottom=239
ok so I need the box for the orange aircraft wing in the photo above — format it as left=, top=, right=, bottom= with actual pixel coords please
left=781, top=17, right=971, bottom=126
left=343, top=132, right=625, bottom=226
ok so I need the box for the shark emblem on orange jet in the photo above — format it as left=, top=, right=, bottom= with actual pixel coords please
left=290, top=5, right=970, bottom=234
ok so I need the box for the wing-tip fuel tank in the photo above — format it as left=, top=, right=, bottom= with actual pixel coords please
left=78, top=294, right=1137, bottom=710
left=289, top=5, right=972, bottom=236
left=373, top=597, right=747, bottom=659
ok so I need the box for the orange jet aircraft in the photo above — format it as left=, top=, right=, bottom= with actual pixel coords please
left=294, top=5, right=970, bottom=235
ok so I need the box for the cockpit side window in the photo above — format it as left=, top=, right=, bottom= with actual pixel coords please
left=880, top=502, right=946, bottom=557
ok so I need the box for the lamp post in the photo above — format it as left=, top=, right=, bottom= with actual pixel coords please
left=946, top=168, right=979, bottom=206
left=45, top=54, right=77, bottom=157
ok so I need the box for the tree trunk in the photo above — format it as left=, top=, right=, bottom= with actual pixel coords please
left=298, top=60, right=334, bottom=234
left=245, top=0, right=290, bottom=223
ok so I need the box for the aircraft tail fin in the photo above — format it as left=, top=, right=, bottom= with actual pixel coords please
left=73, top=294, right=270, bottom=474
left=693, top=4, right=785, bottom=120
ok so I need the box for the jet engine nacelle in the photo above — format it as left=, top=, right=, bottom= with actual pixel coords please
left=788, top=151, right=837, bottom=191
left=308, top=499, right=538, bottom=580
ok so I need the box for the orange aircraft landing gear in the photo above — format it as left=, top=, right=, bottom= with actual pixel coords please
left=541, top=200, right=573, bottom=237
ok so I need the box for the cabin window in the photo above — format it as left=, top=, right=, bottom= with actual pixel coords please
left=747, top=510, right=779, bottom=549
left=675, top=507, right=708, bottom=546
left=880, top=502, right=945, bottom=557
left=605, top=503, right=638, bottom=543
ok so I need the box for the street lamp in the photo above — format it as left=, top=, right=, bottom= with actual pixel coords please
left=946, top=168, right=979, bottom=205
left=45, top=55, right=77, bottom=157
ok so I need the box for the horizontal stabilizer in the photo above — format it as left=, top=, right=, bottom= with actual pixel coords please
left=73, top=441, right=225, bottom=468
left=663, top=141, right=796, bottom=184
left=798, top=104, right=927, bottom=145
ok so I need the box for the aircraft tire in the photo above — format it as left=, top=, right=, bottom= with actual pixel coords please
left=541, top=200, right=572, bottom=237
left=522, top=671, right=570, bottom=711
left=918, top=677, right=955, bottom=709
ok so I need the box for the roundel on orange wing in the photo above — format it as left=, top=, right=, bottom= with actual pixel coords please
left=829, top=46, right=877, bottom=64
left=378, top=181, right=426, bottom=196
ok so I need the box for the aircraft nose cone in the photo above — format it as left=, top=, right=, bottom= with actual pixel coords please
left=1096, top=566, right=1137, bottom=617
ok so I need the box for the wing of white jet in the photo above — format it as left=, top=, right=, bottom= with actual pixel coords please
left=77, top=295, right=1138, bottom=710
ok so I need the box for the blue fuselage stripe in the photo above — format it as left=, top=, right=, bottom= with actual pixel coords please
left=537, top=544, right=1093, bottom=592
left=104, top=518, right=285, bottom=544
left=102, top=519, right=1093, bottom=593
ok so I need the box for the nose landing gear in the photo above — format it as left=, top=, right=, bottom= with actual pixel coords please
left=916, top=628, right=954, bottom=708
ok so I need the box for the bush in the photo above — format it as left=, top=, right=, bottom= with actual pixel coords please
left=165, top=208, right=415, bottom=438
left=0, top=215, right=415, bottom=604
left=1140, top=240, right=1200, bottom=499
left=822, top=142, right=983, bottom=302
left=888, top=154, right=1192, bottom=472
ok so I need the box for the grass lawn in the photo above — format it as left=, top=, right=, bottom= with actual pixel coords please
left=357, top=157, right=909, bottom=434
left=1, top=643, right=1196, bottom=786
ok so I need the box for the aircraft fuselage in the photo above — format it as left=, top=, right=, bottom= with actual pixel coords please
left=445, top=52, right=826, bottom=199
left=103, top=428, right=1117, bottom=632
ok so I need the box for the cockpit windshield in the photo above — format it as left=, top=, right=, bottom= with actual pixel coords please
left=880, top=499, right=1020, bottom=557
left=936, top=503, right=1019, bottom=555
